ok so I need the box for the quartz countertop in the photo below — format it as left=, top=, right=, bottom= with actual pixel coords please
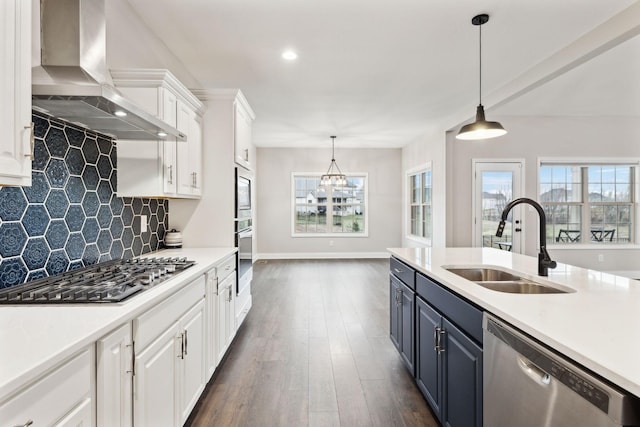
left=388, top=247, right=640, bottom=397
left=0, top=247, right=236, bottom=403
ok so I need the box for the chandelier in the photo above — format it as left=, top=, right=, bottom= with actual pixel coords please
left=320, top=136, right=347, bottom=186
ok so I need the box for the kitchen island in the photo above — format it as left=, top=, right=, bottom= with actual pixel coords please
left=389, top=247, right=640, bottom=398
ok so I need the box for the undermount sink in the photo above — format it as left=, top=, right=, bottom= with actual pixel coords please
left=445, top=267, right=573, bottom=294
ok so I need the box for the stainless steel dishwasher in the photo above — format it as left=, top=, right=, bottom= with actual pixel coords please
left=484, top=314, right=640, bottom=427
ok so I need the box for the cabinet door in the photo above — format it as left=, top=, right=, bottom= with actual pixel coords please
left=188, top=113, right=202, bottom=196
left=97, top=323, right=133, bottom=427
left=0, top=349, right=92, bottom=427
left=178, top=300, right=207, bottom=425
left=134, top=323, right=180, bottom=427
left=441, top=318, right=483, bottom=427
left=234, top=102, right=253, bottom=170
left=53, top=397, right=92, bottom=427
left=205, top=271, right=218, bottom=379
left=416, top=298, right=443, bottom=420
left=0, top=0, right=32, bottom=186
left=389, top=276, right=401, bottom=351
left=400, top=282, right=415, bottom=373
left=160, top=88, right=178, bottom=127
left=176, top=100, right=193, bottom=196
left=217, top=275, right=236, bottom=363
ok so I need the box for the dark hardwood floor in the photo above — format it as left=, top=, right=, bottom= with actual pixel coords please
left=186, top=259, right=439, bottom=427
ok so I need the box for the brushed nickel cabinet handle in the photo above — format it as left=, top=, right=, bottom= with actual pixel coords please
left=24, top=122, right=34, bottom=159
left=438, top=329, right=446, bottom=353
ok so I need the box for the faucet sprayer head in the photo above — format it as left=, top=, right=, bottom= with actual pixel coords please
left=496, top=220, right=506, bottom=237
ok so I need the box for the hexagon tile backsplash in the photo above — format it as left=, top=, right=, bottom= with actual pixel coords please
left=0, top=112, right=169, bottom=288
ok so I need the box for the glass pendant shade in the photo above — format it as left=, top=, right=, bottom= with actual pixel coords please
left=456, top=105, right=507, bottom=140
left=455, top=14, right=507, bottom=141
left=320, top=136, right=347, bottom=186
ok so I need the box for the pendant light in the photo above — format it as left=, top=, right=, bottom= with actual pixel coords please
left=320, top=136, right=347, bottom=187
left=456, top=14, right=507, bottom=140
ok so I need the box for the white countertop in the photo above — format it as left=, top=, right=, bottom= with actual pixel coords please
left=0, top=247, right=236, bottom=403
left=388, top=247, right=640, bottom=397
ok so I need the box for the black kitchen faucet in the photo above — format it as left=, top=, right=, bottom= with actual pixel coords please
left=496, top=197, right=557, bottom=276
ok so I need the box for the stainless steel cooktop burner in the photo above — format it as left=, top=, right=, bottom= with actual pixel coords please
left=0, top=257, right=196, bottom=304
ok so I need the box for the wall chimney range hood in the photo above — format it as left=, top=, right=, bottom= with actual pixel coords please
left=32, top=0, right=185, bottom=141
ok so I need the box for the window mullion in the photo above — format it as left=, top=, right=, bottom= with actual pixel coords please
left=581, top=167, right=590, bottom=242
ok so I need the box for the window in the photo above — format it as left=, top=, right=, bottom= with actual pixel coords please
left=292, top=174, right=367, bottom=236
left=539, top=162, right=637, bottom=244
left=408, top=167, right=432, bottom=241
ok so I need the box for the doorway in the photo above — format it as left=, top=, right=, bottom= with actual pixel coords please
left=472, top=161, right=524, bottom=253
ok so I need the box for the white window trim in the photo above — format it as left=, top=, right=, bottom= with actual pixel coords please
left=405, top=163, right=432, bottom=246
left=538, top=157, right=640, bottom=248
left=290, top=172, right=369, bottom=238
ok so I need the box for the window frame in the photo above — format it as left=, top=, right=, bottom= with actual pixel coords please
left=406, top=163, right=432, bottom=245
left=538, top=158, right=640, bottom=247
left=291, top=172, right=369, bottom=237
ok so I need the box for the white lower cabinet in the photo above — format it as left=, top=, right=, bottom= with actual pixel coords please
left=133, top=275, right=206, bottom=427
left=205, top=267, right=218, bottom=380
left=217, top=273, right=237, bottom=364
left=134, top=321, right=181, bottom=427
left=178, top=300, right=206, bottom=424
left=0, top=348, right=94, bottom=426
left=97, top=323, right=133, bottom=427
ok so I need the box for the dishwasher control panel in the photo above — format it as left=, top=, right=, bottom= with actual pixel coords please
left=551, top=361, right=609, bottom=412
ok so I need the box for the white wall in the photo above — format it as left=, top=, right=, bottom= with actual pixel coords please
left=446, top=115, right=640, bottom=271
left=256, top=147, right=401, bottom=258
left=401, top=131, right=447, bottom=248
left=105, top=0, right=200, bottom=88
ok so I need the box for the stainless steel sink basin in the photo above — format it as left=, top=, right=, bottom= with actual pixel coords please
left=446, top=268, right=522, bottom=282
left=475, top=280, right=567, bottom=294
left=445, top=267, right=572, bottom=294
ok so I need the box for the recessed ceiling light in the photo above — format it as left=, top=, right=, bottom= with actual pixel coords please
left=114, top=110, right=127, bottom=117
left=282, top=50, right=298, bottom=60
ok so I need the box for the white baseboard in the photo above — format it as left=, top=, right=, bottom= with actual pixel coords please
left=255, top=252, right=390, bottom=260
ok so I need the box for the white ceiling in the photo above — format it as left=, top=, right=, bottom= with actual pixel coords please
left=126, top=0, right=639, bottom=148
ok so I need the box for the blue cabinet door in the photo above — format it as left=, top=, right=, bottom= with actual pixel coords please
left=416, top=297, right=443, bottom=421
left=442, top=318, right=483, bottom=427
left=400, top=281, right=415, bottom=374
left=389, top=276, right=401, bottom=351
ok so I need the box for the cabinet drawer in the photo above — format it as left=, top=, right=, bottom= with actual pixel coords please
left=390, top=257, right=415, bottom=289
left=416, top=273, right=483, bottom=344
left=217, top=254, right=236, bottom=282
left=135, top=275, right=205, bottom=350
left=0, top=348, right=92, bottom=426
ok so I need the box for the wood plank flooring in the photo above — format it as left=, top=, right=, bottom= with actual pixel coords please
left=186, top=259, right=439, bottom=427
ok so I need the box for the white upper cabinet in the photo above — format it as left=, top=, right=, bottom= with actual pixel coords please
left=176, top=100, right=202, bottom=197
left=0, top=0, right=32, bottom=186
left=233, top=92, right=256, bottom=171
left=111, top=69, right=204, bottom=199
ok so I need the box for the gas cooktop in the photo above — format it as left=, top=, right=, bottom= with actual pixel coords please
left=0, top=257, right=196, bottom=304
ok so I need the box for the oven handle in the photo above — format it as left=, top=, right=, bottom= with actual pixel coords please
left=238, top=228, right=253, bottom=238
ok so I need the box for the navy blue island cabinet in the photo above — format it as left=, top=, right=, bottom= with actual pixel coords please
left=389, top=257, right=415, bottom=373
left=390, top=257, right=484, bottom=427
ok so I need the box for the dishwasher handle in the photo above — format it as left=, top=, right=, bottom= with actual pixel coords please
left=517, top=355, right=551, bottom=385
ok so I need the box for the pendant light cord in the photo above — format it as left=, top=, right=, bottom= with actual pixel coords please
left=479, top=22, right=482, bottom=105
left=332, top=136, right=336, bottom=161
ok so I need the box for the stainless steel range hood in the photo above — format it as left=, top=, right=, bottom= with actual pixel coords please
left=32, top=0, right=185, bottom=141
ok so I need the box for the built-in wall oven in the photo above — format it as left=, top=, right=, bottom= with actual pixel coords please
left=235, top=169, right=253, bottom=295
